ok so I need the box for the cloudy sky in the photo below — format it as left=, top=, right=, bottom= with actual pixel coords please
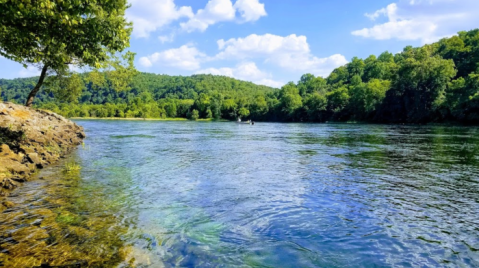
left=1, top=0, right=479, bottom=87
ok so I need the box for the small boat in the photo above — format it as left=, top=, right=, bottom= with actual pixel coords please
left=236, top=119, right=253, bottom=125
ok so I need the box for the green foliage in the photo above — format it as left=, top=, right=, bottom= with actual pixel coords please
left=45, top=72, right=84, bottom=103
left=0, top=0, right=133, bottom=105
left=238, top=107, right=250, bottom=118
left=2, top=28, right=479, bottom=124
left=190, top=109, right=200, bottom=121
left=327, top=87, right=350, bottom=113
left=303, top=93, right=327, bottom=121
left=63, top=161, right=81, bottom=174
left=349, top=79, right=390, bottom=120
left=379, top=47, right=456, bottom=123
left=279, top=82, right=302, bottom=120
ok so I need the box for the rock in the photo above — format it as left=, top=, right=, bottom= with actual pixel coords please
left=0, top=178, right=17, bottom=191
left=30, top=219, right=43, bottom=226
left=0, top=102, right=85, bottom=194
left=2, top=201, right=15, bottom=208
left=27, top=153, right=44, bottom=168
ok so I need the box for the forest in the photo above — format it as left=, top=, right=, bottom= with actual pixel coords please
left=1, top=29, right=479, bottom=124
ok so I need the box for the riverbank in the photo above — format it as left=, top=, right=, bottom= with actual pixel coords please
left=70, top=117, right=188, bottom=121
left=70, top=117, right=230, bottom=122
left=0, top=102, right=85, bottom=196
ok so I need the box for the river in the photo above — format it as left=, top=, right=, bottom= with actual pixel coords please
left=1, top=121, right=479, bottom=267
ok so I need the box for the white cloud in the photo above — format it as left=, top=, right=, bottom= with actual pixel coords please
left=215, top=34, right=348, bottom=77
left=365, top=3, right=398, bottom=21
left=234, top=0, right=267, bottom=22
left=127, top=0, right=267, bottom=36
left=19, top=66, right=41, bottom=78
left=139, top=45, right=205, bottom=70
left=196, top=62, right=284, bottom=87
left=181, top=0, right=267, bottom=32
left=181, top=0, right=235, bottom=32
left=127, top=0, right=194, bottom=38
left=158, top=33, right=175, bottom=43
left=353, top=0, right=479, bottom=44
left=139, top=57, right=153, bottom=68
left=353, top=18, right=438, bottom=41
left=255, top=79, right=285, bottom=88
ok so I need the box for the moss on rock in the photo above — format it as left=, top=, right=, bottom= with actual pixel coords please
left=0, top=102, right=85, bottom=195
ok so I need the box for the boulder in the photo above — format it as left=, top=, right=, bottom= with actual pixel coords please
left=0, top=102, right=85, bottom=195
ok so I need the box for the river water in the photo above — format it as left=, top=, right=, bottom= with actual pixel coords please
left=1, top=121, right=479, bottom=267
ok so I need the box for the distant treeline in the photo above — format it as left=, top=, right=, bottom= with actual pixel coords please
left=1, top=29, right=479, bottom=124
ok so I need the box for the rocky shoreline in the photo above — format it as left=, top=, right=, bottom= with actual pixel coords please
left=0, top=102, right=85, bottom=195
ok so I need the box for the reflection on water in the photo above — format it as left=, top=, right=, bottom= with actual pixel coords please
left=1, top=121, right=479, bottom=267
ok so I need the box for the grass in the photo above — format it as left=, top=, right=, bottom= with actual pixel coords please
left=45, top=144, right=63, bottom=155
left=70, top=117, right=231, bottom=122
left=69, top=117, right=188, bottom=121
left=63, top=162, right=81, bottom=173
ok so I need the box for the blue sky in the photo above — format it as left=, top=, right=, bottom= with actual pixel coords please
left=1, top=0, right=479, bottom=87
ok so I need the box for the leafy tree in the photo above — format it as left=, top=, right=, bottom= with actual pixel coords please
left=327, top=87, right=350, bottom=113
left=190, top=109, right=199, bottom=121
left=349, top=79, right=390, bottom=120
left=45, top=73, right=84, bottom=103
left=250, top=96, right=268, bottom=119
left=222, top=99, right=238, bottom=119
left=347, top=57, right=366, bottom=78
left=380, top=47, right=456, bottom=123
left=303, top=93, right=327, bottom=121
left=297, top=74, right=329, bottom=96
left=164, top=101, right=178, bottom=118
left=327, top=66, right=349, bottom=88
left=238, top=107, right=250, bottom=118
left=279, top=82, right=302, bottom=120
left=206, top=108, right=213, bottom=119
left=0, top=0, right=133, bottom=106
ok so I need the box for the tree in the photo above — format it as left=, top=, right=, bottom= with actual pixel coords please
left=303, top=93, right=327, bottom=121
left=190, top=109, right=199, bottom=121
left=444, top=73, right=479, bottom=122
left=238, top=107, right=250, bottom=118
left=195, top=93, right=211, bottom=117
left=206, top=108, right=213, bottom=119
left=327, top=66, right=349, bottom=87
left=45, top=73, right=84, bottom=103
left=279, top=82, right=302, bottom=119
left=250, top=95, right=268, bottom=118
left=297, top=74, right=328, bottom=96
left=164, top=101, right=177, bottom=118
left=222, top=98, right=238, bottom=119
left=327, top=87, right=350, bottom=114
left=347, top=57, right=365, bottom=78
left=379, top=47, right=456, bottom=123
left=0, top=0, right=133, bottom=106
left=349, top=79, right=390, bottom=120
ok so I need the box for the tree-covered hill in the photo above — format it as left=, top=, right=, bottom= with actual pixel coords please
left=0, top=73, right=278, bottom=120
left=2, top=28, right=479, bottom=124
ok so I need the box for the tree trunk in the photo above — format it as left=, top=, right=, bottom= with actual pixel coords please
left=25, top=65, right=48, bottom=107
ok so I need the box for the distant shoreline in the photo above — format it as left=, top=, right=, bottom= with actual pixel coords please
left=70, top=117, right=228, bottom=122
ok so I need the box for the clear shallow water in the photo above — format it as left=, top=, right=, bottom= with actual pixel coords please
left=3, top=121, right=479, bottom=267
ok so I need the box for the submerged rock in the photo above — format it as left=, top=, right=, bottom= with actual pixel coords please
left=0, top=102, right=85, bottom=195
